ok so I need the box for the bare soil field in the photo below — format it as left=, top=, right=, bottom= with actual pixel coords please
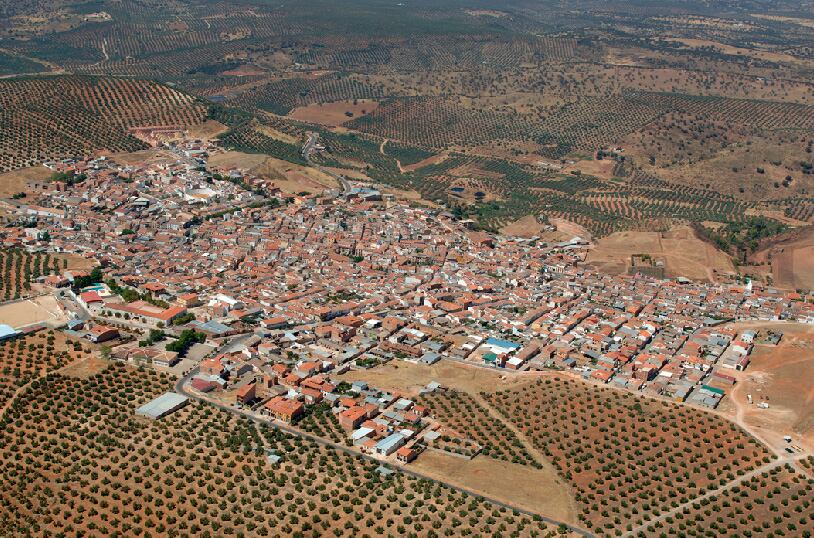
left=662, top=37, right=812, bottom=67
left=412, top=449, right=577, bottom=525
left=186, top=119, right=230, bottom=140
left=751, top=13, right=814, bottom=28
left=208, top=151, right=337, bottom=193
left=338, top=360, right=531, bottom=397
left=753, top=226, right=814, bottom=290
left=106, top=148, right=180, bottom=166
left=0, top=295, right=68, bottom=329
left=289, top=99, right=379, bottom=126
left=549, top=217, right=593, bottom=241
left=720, top=322, right=814, bottom=453
left=562, top=159, right=617, bottom=180
left=640, top=138, right=814, bottom=201
left=585, top=225, right=734, bottom=281
left=500, top=215, right=549, bottom=237
left=0, top=165, right=52, bottom=197
left=255, top=123, right=302, bottom=145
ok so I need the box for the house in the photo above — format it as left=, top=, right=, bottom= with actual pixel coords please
left=78, top=291, right=104, bottom=310
left=152, top=350, right=179, bottom=368
left=339, top=406, right=368, bottom=431
left=420, top=351, right=441, bottom=365
left=300, top=387, right=323, bottom=404
left=190, top=319, right=232, bottom=337
left=482, top=337, right=521, bottom=355
left=264, top=396, right=304, bottom=422
left=178, top=293, right=202, bottom=307
left=87, top=325, right=119, bottom=343
left=396, top=446, right=417, bottom=463
left=105, top=302, right=188, bottom=328
left=235, top=382, right=257, bottom=405
left=200, top=356, right=225, bottom=377
left=261, top=316, right=289, bottom=330
left=190, top=378, right=218, bottom=393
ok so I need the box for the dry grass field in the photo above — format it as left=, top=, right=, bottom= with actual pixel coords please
left=720, top=322, right=814, bottom=453
left=662, top=37, right=812, bottom=68
left=337, top=359, right=532, bottom=397
left=289, top=99, right=379, bottom=126
left=499, top=215, right=549, bottom=237
left=751, top=13, right=814, bottom=28
left=186, top=119, right=230, bottom=140
left=641, top=138, right=814, bottom=202
left=105, top=148, right=179, bottom=166
left=0, top=295, right=68, bottom=329
left=411, top=449, right=577, bottom=525
left=751, top=226, right=814, bottom=290
left=0, top=165, right=52, bottom=197
left=399, top=153, right=448, bottom=173
left=208, top=151, right=337, bottom=193
left=562, top=159, right=617, bottom=180
left=585, top=225, right=735, bottom=282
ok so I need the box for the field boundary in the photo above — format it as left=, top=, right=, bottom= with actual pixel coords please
left=175, top=367, right=596, bottom=537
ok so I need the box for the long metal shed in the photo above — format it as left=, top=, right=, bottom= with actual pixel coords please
left=135, top=392, right=189, bottom=419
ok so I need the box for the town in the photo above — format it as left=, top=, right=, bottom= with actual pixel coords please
left=0, top=136, right=810, bottom=473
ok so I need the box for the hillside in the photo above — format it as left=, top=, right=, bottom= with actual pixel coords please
left=0, top=0, right=813, bottom=235
left=0, top=76, right=206, bottom=172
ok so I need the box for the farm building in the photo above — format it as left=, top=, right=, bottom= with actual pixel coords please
left=374, top=433, right=406, bottom=456
left=482, top=337, right=521, bottom=355
left=0, top=324, right=19, bottom=341
left=135, top=392, right=189, bottom=419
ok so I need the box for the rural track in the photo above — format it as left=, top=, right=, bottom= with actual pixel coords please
left=175, top=368, right=596, bottom=538
left=470, top=392, right=583, bottom=523
left=622, top=458, right=796, bottom=537
left=302, top=133, right=351, bottom=195
left=0, top=354, right=96, bottom=420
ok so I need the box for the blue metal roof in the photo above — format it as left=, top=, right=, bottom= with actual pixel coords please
left=484, top=337, right=520, bottom=349
left=0, top=324, right=19, bottom=339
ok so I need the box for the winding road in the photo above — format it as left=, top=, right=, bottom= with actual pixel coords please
left=302, top=132, right=350, bottom=194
